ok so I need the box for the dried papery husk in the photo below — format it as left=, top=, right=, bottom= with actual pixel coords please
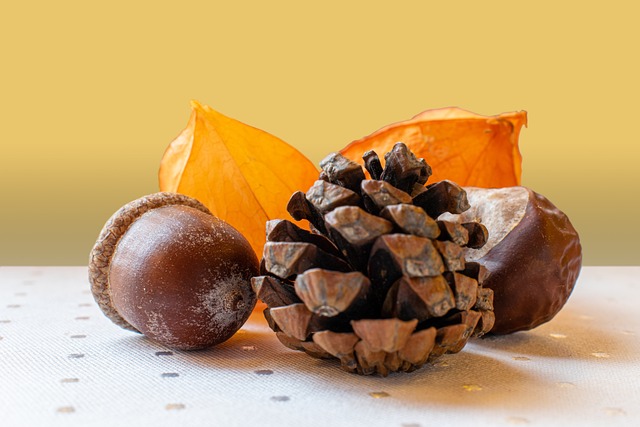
left=159, top=101, right=318, bottom=257
left=340, top=108, right=527, bottom=187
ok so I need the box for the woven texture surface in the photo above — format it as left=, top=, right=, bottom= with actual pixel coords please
left=1, top=266, right=639, bottom=427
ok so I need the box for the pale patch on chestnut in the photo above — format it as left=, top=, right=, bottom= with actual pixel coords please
left=441, top=186, right=582, bottom=334
left=441, top=187, right=529, bottom=260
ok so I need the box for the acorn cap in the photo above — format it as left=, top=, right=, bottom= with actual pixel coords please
left=88, top=192, right=211, bottom=332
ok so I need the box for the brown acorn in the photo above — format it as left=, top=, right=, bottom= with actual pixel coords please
left=88, top=192, right=259, bottom=350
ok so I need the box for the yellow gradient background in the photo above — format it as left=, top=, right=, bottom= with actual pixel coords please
left=1, top=1, right=638, bottom=265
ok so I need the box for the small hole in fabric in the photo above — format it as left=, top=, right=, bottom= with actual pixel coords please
left=255, top=369, right=274, bottom=376
left=165, top=403, right=185, bottom=411
left=557, top=382, right=576, bottom=389
left=369, top=391, right=390, bottom=398
left=270, top=396, right=290, bottom=402
left=161, top=373, right=179, bottom=378
left=506, top=416, right=530, bottom=425
left=68, top=353, right=85, bottom=359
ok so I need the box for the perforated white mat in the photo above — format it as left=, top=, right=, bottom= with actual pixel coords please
left=1, top=266, right=638, bottom=427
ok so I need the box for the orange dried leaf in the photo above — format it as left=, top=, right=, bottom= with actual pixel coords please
left=340, top=108, right=527, bottom=187
left=159, top=101, right=319, bottom=256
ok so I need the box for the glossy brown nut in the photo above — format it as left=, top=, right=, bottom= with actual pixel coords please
left=89, top=192, right=259, bottom=350
left=441, top=187, right=582, bottom=334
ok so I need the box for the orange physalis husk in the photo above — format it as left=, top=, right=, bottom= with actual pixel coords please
left=340, top=107, right=528, bottom=187
left=159, top=101, right=319, bottom=257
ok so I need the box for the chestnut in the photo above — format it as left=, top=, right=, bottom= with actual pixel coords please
left=88, top=192, right=259, bottom=350
left=441, top=187, right=582, bottom=335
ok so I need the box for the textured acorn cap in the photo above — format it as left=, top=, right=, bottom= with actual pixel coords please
left=88, top=192, right=211, bottom=332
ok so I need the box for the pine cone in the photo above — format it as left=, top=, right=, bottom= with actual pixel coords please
left=252, top=142, right=494, bottom=376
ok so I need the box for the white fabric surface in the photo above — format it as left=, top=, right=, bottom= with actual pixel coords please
left=0, top=266, right=638, bottom=427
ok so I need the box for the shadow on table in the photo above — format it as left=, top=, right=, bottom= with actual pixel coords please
left=472, top=304, right=630, bottom=361
left=322, top=350, right=547, bottom=409
left=113, top=303, right=631, bottom=410
left=115, top=323, right=553, bottom=409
